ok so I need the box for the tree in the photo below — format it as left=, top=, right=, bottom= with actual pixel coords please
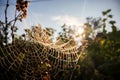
left=0, top=0, right=29, bottom=45
left=80, top=9, right=120, bottom=80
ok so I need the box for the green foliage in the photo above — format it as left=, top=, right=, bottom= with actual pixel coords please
left=108, top=14, right=113, bottom=18
left=80, top=9, right=120, bottom=80
left=83, top=17, right=102, bottom=39
left=58, top=24, right=74, bottom=40
left=102, top=9, right=111, bottom=16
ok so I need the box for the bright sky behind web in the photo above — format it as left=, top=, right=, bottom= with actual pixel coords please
left=0, top=0, right=120, bottom=39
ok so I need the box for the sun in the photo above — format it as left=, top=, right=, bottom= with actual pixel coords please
left=71, top=25, right=85, bottom=46
left=72, top=24, right=84, bottom=38
left=76, top=26, right=84, bottom=36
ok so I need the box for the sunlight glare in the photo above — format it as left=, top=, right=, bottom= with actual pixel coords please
left=72, top=24, right=85, bottom=46
left=75, top=26, right=84, bottom=36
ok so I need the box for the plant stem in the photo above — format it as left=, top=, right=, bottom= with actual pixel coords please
left=12, top=9, right=17, bottom=45
left=4, top=0, right=9, bottom=45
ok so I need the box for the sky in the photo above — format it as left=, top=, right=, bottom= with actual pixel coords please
left=0, top=0, right=120, bottom=39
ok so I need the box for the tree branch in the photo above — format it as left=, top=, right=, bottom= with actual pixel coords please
left=11, top=9, right=17, bottom=44
left=4, top=0, right=9, bottom=45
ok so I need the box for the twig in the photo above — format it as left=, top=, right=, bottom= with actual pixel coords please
left=4, top=0, right=9, bottom=45
left=7, top=12, right=22, bottom=25
left=11, top=9, right=17, bottom=44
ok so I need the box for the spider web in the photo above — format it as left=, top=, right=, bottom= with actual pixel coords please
left=0, top=33, right=86, bottom=80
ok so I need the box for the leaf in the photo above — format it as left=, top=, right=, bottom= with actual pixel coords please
left=108, top=14, right=113, bottom=18
left=62, top=24, right=66, bottom=28
left=106, top=9, right=111, bottom=14
left=19, top=18, right=22, bottom=22
left=102, top=9, right=111, bottom=16
left=0, top=21, right=4, bottom=26
left=24, top=29, right=30, bottom=32
left=109, top=20, right=116, bottom=25
left=102, top=11, right=107, bottom=16
left=102, top=18, right=107, bottom=22
left=21, top=34, right=25, bottom=37
left=100, top=39, right=105, bottom=46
